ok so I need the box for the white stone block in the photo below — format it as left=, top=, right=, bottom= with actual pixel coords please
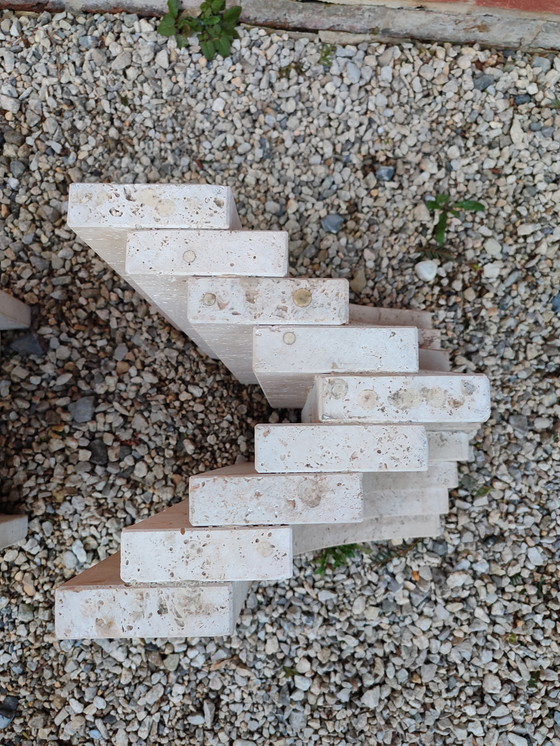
left=126, top=229, right=289, bottom=277
left=293, top=514, right=441, bottom=555
left=363, top=461, right=458, bottom=491
left=0, top=514, right=27, bottom=550
left=120, top=500, right=292, bottom=583
left=0, top=290, right=30, bottom=331
left=254, top=424, right=428, bottom=473
left=189, top=462, right=364, bottom=526
left=55, top=553, right=249, bottom=639
left=67, top=183, right=241, bottom=275
left=349, top=303, right=433, bottom=329
left=428, top=430, right=471, bottom=461
left=186, top=278, right=349, bottom=384
left=364, top=487, right=449, bottom=516
left=303, top=374, right=491, bottom=425
left=67, top=184, right=241, bottom=358
left=253, top=325, right=419, bottom=408
left=419, top=348, right=451, bottom=372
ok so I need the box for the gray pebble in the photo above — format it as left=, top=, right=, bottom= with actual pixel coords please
left=321, top=214, right=345, bottom=234
left=473, top=74, right=495, bottom=91
left=10, top=333, right=44, bottom=357
left=68, top=396, right=95, bottom=423
left=375, top=165, right=395, bottom=181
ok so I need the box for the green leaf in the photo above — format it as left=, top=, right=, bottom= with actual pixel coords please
left=158, top=13, right=177, bottom=35
left=210, top=0, right=225, bottom=12
left=176, top=15, right=193, bottom=31
left=200, top=39, right=217, bottom=60
left=167, top=0, right=180, bottom=16
left=215, top=36, right=232, bottom=57
left=435, top=193, right=450, bottom=207
left=434, top=212, right=448, bottom=246
left=425, top=200, right=439, bottom=211
left=453, top=200, right=485, bottom=212
left=176, top=33, right=190, bottom=48
left=223, top=5, right=241, bottom=24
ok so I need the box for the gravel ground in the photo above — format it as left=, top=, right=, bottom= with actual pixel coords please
left=1, top=10, right=560, bottom=745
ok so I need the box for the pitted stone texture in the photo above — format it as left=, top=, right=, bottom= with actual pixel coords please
left=0, top=290, right=31, bottom=331
left=364, top=487, right=449, bottom=516
left=253, top=325, right=419, bottom=408
left=0, top=514, right=28, bottom=550
left=302, top=374, right=491, bottom=424
left=120, top=500, right=292, bottom=583
left=55, top=553, right=249, bottom=639
left=349, top=303, right=433, bottom=329
left=255, top=424, right=428, bottom=473
left=126, top=229, right=289, bottom=277
left=186, top=277, right=349, bottom=384
left=67, top=184, right=241, bottom=358
left=189, top=462, right=364, bottom=526
left=293, top=514, right=441, bottom=555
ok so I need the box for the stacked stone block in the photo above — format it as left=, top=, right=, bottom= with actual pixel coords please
left=56, top=184, right=491, bottom=640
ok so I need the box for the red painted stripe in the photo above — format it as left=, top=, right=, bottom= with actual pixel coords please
left=476, top=0, right=560, bottom=11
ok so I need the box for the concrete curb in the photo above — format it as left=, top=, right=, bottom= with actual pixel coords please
left=2, top=0, right=560, bottom=50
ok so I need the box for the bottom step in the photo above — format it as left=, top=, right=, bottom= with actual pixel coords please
left=0, top=514, right=27, bottom=550
left=55, top=553, right=250, bottom=639
left=293, top=514, right=441, bottom=555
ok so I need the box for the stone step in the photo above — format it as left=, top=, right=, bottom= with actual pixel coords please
left=349, top=303, right=433, bottom=329
left=253, top=325, right=419, bottom=408
left=126, top=229, right=289, bottom=277
left=363, top=461, right=459, bottom=490
left=186, top=277, right=349, bottom=384
left=302, top=373, right=491, bottom=425
left=120, top=500, right=292, bottom=583
left=67, top=184, right=241, bottom=359
left=55, top=553, right=250, bottom=639
left=255, top=424, right=428, bottom=473
left=189, top=462, right=364, bottom=526
left=364, top=487, right=449, bottom=516
left=0, top=514, right=28, bottom=550
left=293, top=513, right=441, bottom=555
left=427, top=430, right=472, bottom=461
left=0, top=290, right=30, bottom=331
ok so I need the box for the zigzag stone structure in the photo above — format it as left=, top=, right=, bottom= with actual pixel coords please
left=0, top=290, right=30, bottom=551
left=55, top=183, right=491, bottom=640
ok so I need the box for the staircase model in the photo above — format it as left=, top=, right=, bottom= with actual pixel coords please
left=55, top=184, right=490, bottom=639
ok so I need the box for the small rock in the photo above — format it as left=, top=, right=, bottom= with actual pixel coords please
left=375, top=165, right=395, bottom=181
left=483, top=262, right=502, bottom=279
left=510, top=117, right=525, bottom=146
left=68, top=396, right=95, bottom=423
left=447, top=571, right=471, bottom=588
left=163, top=654, right=180, bottom=672
left=10, top=160, right=26, bottom=177
left=473, top=74, right=494, bottom=91
left=551, top=293, right=560, bottom=313
left=321, top=214, right=344, bottom=234
left=518, top=223, right=539, bottom=236
left=0, top=94, right=20, bottom=113
left=294, top=675, right=312, bottom=691
left=508, top=736, right=528, bottom=746
left=0, top=696, right=18, bottom=729
left=514, top=93, right=532, bottom=105
left=349, top=266, right=367, bottom=293
left=415, top=260, right=438, bottom=282
left=133, top=461, right=148, bottom=478
left=483, top=673, right=501, bottom=693
left=361, top=688, right=379, bottom=708
left=509, top=415, right=529, bottom=433
left=527, top=546, right=545, bottom=565
left=112, top=51, right=131, bottom=70
left=9, top=333, right=44, bottom=357
left=89, top=439, right=108, bottom=466
left=345, top=62, right=361, bottom=84
left=533, top=55, right=552, bottom=72
left=484, top=238, right=501, bottom=257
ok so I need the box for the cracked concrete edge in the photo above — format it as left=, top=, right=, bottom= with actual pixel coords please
left=2, top=0, right=560, bottom=50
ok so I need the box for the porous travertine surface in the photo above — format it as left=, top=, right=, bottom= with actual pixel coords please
left=0, top=12, right=559, bottom=745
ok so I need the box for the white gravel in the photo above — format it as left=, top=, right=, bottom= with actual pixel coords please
left=1, top=10, right=560, bottom=745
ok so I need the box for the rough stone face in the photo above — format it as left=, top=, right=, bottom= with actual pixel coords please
left=55, top=553, right=250, bottom=639
left=189, top=462, right=364, bottom=526
left=120, top=500, right=292, bottom=583
left=254, top=424, right=429, bottom=473
left=302, top=373, right=491, bottom=424
left=253, top=325, right=419, bottom=408
left=126, top=229, right=289, bottom=278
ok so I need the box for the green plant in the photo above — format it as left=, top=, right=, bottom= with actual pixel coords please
left=158, top=0, right=242, bottom=60
left=550, top=98, right=560, bottom=109
left=315, top=543, right=362, bottom=574
left=318, top=43, right=336, bottom=68
left=425, top=193, right=485, bottom=248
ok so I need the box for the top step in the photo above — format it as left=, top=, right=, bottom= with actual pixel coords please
left=67, top=184, right=241, bottom=274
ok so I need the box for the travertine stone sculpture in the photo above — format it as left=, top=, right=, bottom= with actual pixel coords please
left=57, top=183, right=491, bottom=640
